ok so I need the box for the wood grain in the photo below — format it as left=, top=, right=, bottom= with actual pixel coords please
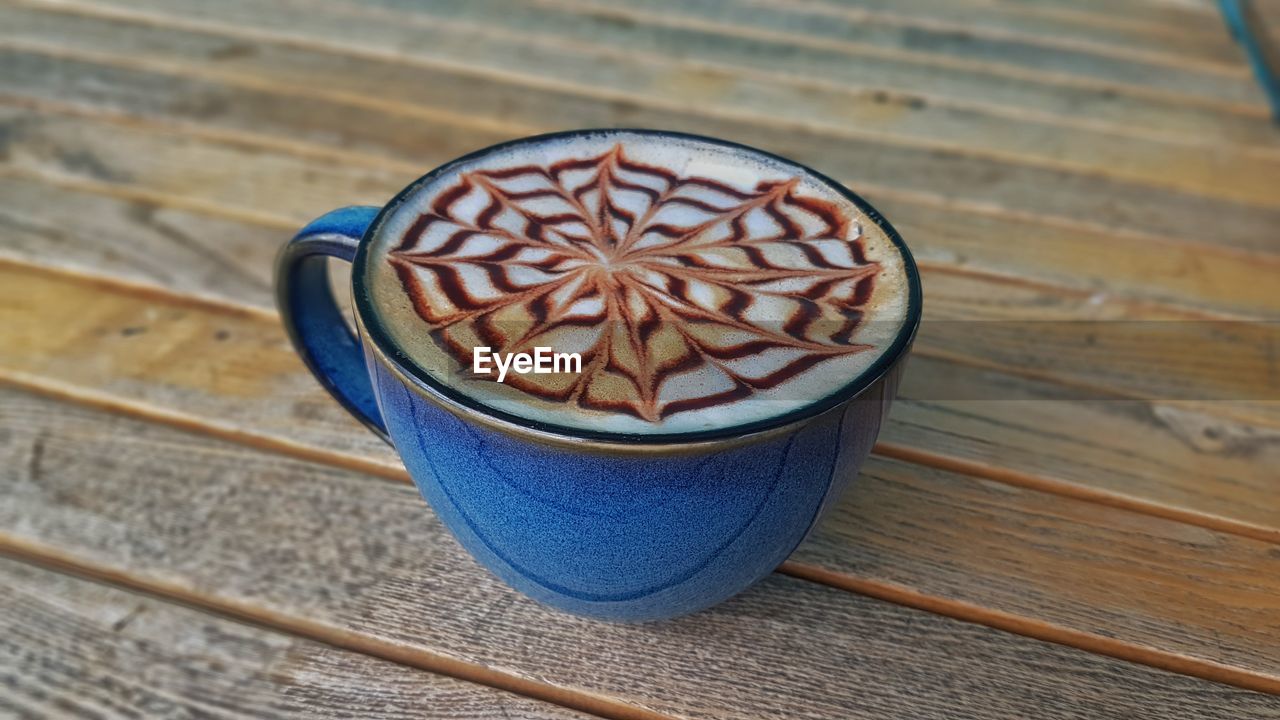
left=504, top=0, right=1262, bottom=104
left=0, top=558, right=595, bottom=719
left=0, top=260, right=402, bottom=471
left=891, top=355, right=1280, bottom=538
left=7, top=6, right=1280, bottom=213
left=2, top=37, right=1280, bottom=313
left=1, top=263, right=1278, bottom=687
left=348, top=0, right=1276, bottom=145
left=2, top=68, right=1279, bottom=320
left=735, top=0, right=1243, bottom=64
left=2, top=387, right=1278, bottom=718
left=8, top=0, right=1280, bottom=237
left=0, top=175, right=281, bottom=305
left=0, top=0, right=1276, bottom=711
left=3, top=42, right=1280, bottom=321
left=792, top=456, right=1280, bottom=685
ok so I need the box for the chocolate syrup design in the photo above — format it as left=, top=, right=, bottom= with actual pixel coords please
left=388, top=144, right=881, bottom=422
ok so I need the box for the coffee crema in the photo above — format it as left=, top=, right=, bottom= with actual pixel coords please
left=365, top=132, right=910, bottom=435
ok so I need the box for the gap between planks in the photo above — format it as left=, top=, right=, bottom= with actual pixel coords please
left=0, top=534, right=665, bottom=720
left=9, top=0, right=1280, bottom=195
left=5, top=90, right=1280, bottom=303
left=3, top=377, right=1279, bottom=697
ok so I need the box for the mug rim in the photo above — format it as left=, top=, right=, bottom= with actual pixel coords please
left=350, top=128, right=923, bottom=448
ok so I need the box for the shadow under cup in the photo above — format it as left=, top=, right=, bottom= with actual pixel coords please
left=277, top=130, right=922, bottom=622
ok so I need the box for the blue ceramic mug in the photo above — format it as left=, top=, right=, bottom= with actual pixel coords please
left=276, top=130, right=921, bottom=621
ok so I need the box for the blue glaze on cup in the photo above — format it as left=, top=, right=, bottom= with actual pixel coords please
left=276, top=130, right=921, bottom=622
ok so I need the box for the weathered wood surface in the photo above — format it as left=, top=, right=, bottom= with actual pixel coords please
left=0, top=175, right=282, bottom=306
left=26, top=0, right=1267, bottom=151
left=0, top=558, right=594, bottom=719
left=7, top=163, right=1280, bottom=332
left=6, top=1, right=1280, bottom=234
left=5, top=8, right=1280, bottom=307
left=2, top=262, right=1278, bottom=692
left=471, top=0, right=1263, bottom=105
left=3, top=5, right=1279, bottom=315
left=2, top=387, right=1278, bottom=718
left=2, top=0, right=1278, bottom=715
left=40, top=0, right=1263, bottom=117
left=831, top=0, right=1223, bottom=35
left=733, top=0, right=1243, bottom=65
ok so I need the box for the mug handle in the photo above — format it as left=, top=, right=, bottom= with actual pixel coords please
left=275, top=206, right=392, bottom=445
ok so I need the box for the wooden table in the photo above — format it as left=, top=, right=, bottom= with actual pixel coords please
left=2, top=0, right=1278, bottom=717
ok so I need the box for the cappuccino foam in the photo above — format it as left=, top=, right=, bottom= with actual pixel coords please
left=364, top=131, right=911, bottom=436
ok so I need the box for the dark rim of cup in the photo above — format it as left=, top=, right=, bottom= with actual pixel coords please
left=351, top=128, right=923, bottom=446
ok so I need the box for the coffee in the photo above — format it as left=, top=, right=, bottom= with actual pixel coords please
left=364, top=131, right=909, bottom=435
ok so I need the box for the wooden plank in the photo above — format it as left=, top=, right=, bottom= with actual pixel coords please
left=0, top=558, right=595, bottom=719
left=495, top=0, right=1264, bottom=105
left=891, top=355, right=1280, bottom=539
left=920, top=270, right=1280, bottom=409
left=0, top=261, right=400, bottom=470
left=748, top=0, right=1243, bottom=63
left=6, top=19, right=1280, bottom=216
left=8, top=0, right=1280, bottom=212
left=3, top=226, right=1277, bottom=536
left=0, top=175, right=282, bottom=306
left=869, top=193, right=1280, bottom=320
left=792, top=455, right=1280, bottom=685
left=3, top=388, right=1279, bottom=716
left=2, top=256, right=1279, bottom=672
left=976, top=0, right=1222, bottom=32
left=0, top=105, right=411, bottom=225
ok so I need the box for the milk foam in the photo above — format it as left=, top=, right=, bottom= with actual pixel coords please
left=364, top=131, right=912, bottom=436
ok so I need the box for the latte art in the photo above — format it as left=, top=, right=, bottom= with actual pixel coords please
left=366, top=132, right=910, bottom=435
